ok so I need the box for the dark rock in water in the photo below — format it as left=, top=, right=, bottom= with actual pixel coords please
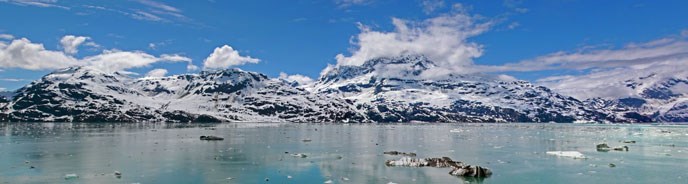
left=200, top=135, right=224, bottom=141
left=383, top=151, right=417, bottom=157
left=596, top=143, right=628, bottom=152
left=385, top=157, right=491, bottom=178
left=449, top=165, right=493, bottom=177
left=613, top=146, right=629, bottom=151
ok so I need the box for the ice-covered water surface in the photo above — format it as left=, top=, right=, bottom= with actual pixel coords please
left=0, top=123, right=687, bottom=184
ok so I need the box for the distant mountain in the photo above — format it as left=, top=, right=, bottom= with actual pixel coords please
left=0, top=67, right=365, bottom=122
left=310, top=55, right=609, bottom=122
left=581, top=74, right=688, bottom=122
left=1, top=55, right=682, bottom=123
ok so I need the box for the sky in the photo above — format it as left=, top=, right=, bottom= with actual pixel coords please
left=1, top=0, right=688, bottom=93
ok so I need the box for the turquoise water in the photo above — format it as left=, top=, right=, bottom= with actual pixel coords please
left=1, top=123, right=687, bottom=184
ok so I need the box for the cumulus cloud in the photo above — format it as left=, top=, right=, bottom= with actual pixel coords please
left=332, top=4, right=492, bottom=76
left=59, top=35, right=93, bottom=55
left=0, top=36, right=194, bottom=72
left=203, top=45, right=260, bottom=69
left=279, top=72, right=314, bottom=85
left=83, top=51, right=192, bottom=72
left=0, top=38, right=79, bottom=70
left=145, top=68, right=168, bottom=77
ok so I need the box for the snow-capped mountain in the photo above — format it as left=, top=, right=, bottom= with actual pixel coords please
left=581, top=74, right=688, bottom=122
left=310, top=55, right=609, bottom=122
left=2, top=55, right=683, bottom=123
left=0, top=66, right=366, bottom=122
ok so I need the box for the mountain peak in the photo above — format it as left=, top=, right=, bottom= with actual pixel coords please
left=319, top=55, right=437, bottom=83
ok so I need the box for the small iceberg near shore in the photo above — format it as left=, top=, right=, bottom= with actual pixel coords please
left=546, top=151, right=587, bottom=159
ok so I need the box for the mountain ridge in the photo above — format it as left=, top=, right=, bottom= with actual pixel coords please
left=0, top=56, right=683, bottom=123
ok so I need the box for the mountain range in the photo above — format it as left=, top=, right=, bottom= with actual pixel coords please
left=1, top=55, right=685, bottom=122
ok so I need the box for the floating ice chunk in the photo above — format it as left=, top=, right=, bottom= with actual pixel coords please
left=291, top=153, right=308, bottom=158
left=64, top=173, right=79, bottom=180
left=384, top=157, right=429, bottom=167
left=546, top=151, right=587, bottom=159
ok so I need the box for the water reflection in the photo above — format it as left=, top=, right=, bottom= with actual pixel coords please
left=0, top=123, right=687, bottom=184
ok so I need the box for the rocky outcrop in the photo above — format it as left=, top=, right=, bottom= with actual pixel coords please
left=596, top=143, right=629, bottom=152
left=200, top=135, right=224, bottom=141
left=385, top=157, right=492, bottom=178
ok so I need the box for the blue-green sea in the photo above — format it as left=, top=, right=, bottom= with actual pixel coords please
left=1, top=123, right=687, bottom=184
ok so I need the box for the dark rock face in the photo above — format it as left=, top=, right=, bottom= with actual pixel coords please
left=596, top=143, right=629, bottom=152
left=199, top=135, right=224, bottom=141
left=383, top=151, right=417, bottom=157
left=449, top=165, right=493, bottom=178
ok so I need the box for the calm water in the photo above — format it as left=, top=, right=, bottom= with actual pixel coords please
left=1, top=123, right=687, bottom=184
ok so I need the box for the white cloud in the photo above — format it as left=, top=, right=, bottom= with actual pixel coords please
left=59, top=35, right=91, bottom=55
left=507, top=22, right=520, bottom=30
left=503, top=0, right=528, bottom=13
left=537, top=57, right=688, bottom=100
left=0, top=34, right=13, bottom=40
left=1, top=0, right=69, bottom=9
left=145, top=68, right=168, bottom=77
left=513, top=32, right=688, bottom=100
left=0, top=38, right=79, bottom=70
left=83, top=51, right=192, bottom=73
left=0, top=37, right=194, bottom=72
left=333, top=4, right=492, bottom=74
left=477, top=35, right=688, bottom=73
left=279, top=72, right=314, bottom=85
left=421, top=0, right=445, bottom=14
left=130, top=0, right=188, bottom=22
left=130, top=10, right=165, bottom=22
left=203, top=45, right=260, bottom=69
left=135, top=0, right=180, bottom=13
left=0, top=78, right=28, bottom=82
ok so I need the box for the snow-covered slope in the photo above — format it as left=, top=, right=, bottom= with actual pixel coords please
left=537, top=57, right=688, bottom=122
left=311, top=55, right=609, bottom=122
left=3, top=56, right=682, bottom=122
left=579, top=74, right=688, bottom=122
left=0, top=66, right=366, bottom=122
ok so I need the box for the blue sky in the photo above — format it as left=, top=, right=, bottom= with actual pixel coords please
left=1, top=0, right=688, bottom=91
